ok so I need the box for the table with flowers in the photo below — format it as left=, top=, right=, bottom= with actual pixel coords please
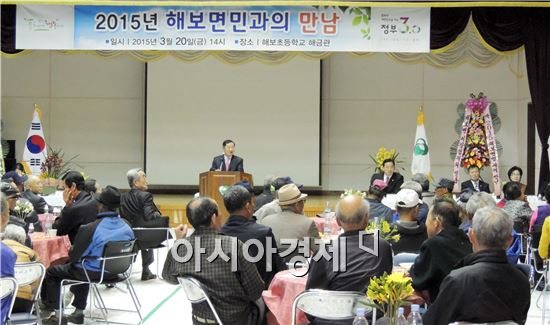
left=30, top=232, right=71, bottom=267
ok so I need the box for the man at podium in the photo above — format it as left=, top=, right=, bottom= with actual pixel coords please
left=210, top=139, right=244, bottom=172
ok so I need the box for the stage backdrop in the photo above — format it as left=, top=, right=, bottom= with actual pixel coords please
left=145, top=55, right=321, bottom=186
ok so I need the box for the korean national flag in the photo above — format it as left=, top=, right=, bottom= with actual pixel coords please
left=22, top=105, right=47, bottom=175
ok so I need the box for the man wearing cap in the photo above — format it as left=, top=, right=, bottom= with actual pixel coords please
left=461, top=166, right=491, bottom=193
left=401, top=181, right=430, bottom=224
left=210, top=139, right=244, bottom=172
left=22, top=175, right=53, bottom=214
left=365, top=180, right=394, bottom=223
left=53, top=171, right=98, bottom=244
left=254, top=176, right=299, bottom=222
left=260, top=184, right=320, bottom=261
left=254, top=175, right=276, bottom=212
left=220, top=185, right=287, bottom=288
left=369, top=159, right=404, bottom=194
left=410, top=201, right=472, bottom=304
left=2, top=167, right=28, bottom=192
left=391, top=189, right=427, bottom=254
left=41, top=186, right=134, bottom=325
left=434, top=178, right=455, bottom=203
left=1, top=182, right=37, bottom=245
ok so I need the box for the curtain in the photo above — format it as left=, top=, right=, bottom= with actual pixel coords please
left=430, top=7, right=471, bottom=50
left=1, top=5, right=20, bottom=54
left=471, top=7, right=523, bottom=52
left=522, top=8, right=550, bottom=194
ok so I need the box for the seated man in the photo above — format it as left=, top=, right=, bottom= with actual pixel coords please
left=410, top=201, right=472, bottom=304
left=391, top=189, right=427, bottom=254
left=220, top=184, right=287, bottom=288
left=22, top=175, right=53, bottom=214
left=369, top=159, right=404, bottom=194
left=254, top=175, right=276, bottom=212
left=40, top=186, right=134, bottom=325
left=254, top=176, right=298, bottom=222
left=460, top=165, right=490, bottom=193
left=259, top=184, right=320, bottom=260
left=423, top=207, right=530, bottom=325
left=365, top=180, right=393, bottom=223
left=400, top=181, right=429, bottom=224
left=162, top=197, right=264, bottom=325
left=0, top=193, right=17, bottom=325
left=53, top=171, right=98, bottom=244
left=433, top=178, right=455, bottom=203
left=306, top=193, right=392, bottom=325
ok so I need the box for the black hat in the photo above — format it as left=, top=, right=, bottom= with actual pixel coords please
left=435, top=178, right=455, bottom=192
left=1, top=182, right=20, bottom=198
left=96, top=185, right=121, bottom=209
left=2, top=170, right=28, bottom=186
left=272, top=176, right=302, bottom=190
left=233, top=180, right=261, bottom=195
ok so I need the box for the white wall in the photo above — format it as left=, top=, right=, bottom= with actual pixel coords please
left=1, top=50, right=539, bottom=191
left=1, top=51, right=145, bottom=188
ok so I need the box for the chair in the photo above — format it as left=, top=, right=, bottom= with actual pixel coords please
left=132, top=227, right=171, bottom=278
left=393, top=253, right=419, bottom=266
left=8, top=262, right=46, bottom=325
left=1, top=277, right=18, bottom=325
left=178, top=277, right=224, bottom=325
left=291, top=289, right=374, bottom=325
left=58, top=240, right=141, bottom=325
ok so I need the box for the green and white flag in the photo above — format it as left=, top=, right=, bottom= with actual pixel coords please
left=411, top=107, right=431, bottom=177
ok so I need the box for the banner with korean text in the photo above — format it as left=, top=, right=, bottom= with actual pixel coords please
left=16, top=5, right=430, bottom=52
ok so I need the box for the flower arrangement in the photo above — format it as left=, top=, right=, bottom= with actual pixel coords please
left=462, top=93, right=490, bottom=170
left=365, top=219, right=400, bottom=242
left=13, top=200, right=33, bottom=221
left=340, top=188, right=366, bottom=199
left=369, top=147, right=403, bottom=173
left=365, top=272, right=414, bottom=324
left=40, top=146, right=80, bottom=180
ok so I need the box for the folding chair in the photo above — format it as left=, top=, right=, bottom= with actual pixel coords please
left=8, top=262, right=46, bottom=325
left=59, top=240, right=141, bottom=325
left=1, top=277, right=18, bottom=325
left=132, top=227, right=171, bottom=279
left=291, top=289, right=374, bottom=325
left=178, top=277, right=224, bottom=324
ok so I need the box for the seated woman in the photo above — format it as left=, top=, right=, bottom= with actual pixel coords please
left=498, top=166, right=527, bottom=207
left=502, top=182, right=532, bottom=233
left=2, top=224, right=40, bottom=313
left=530, top=183, right=550, bottom=231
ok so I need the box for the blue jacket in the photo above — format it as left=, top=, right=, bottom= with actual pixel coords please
left=69, top=211, right=134, bottom=272
left=1, top=242, right=16, bottom=325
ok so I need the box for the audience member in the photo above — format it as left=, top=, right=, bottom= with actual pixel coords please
left=400, top=181, right=429, bottom=224
left=83, top=178, right=101, bottom=195
left=120, top=168, right=169, bottom=281
left=41, top=186, right=134, bottom=325
left=306, top=194, right=392, bottom=325
left=369, top=159, right=404, bottom=194
left=412, top=173, right=433, bottom=205
left=53, top=171, right=97, bottom=243
left=502, top=181, right=532, bottom=233
left=260, top=184, right=320, bottom=260
left=22, top=175, right=53, bottom=214
left=162, top=197, right=264, bottom=325
left=460, top=166, right=490, bottom=193
left=254, top=175, right=276, bottom=212
left=254, top=176, right=298, bottom=222
left=433, top=178, right=455, bottom=203
left=410, top=201, right=472, bottom=304
left=2, top=224, right=39, bottom=313
left=2, top=166, right=28, bottom=192
left=1, top=182, right=36, bottom=245
left=365, top=180, right=393, bottom=223
left=423, top=207, right=530, bottom=324
left=391, top=189, right=427, bottom=254
left=530, top=183, right=550, bottom=231
left=220, top=185, right=286, bottom=287
left=0, top=193, right=17, bottom=325
left=457, top=189, right=475, bottom=233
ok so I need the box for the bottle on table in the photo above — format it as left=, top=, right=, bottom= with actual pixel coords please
left=28, top=223, right=34, bottom=235
left=323, top=201, right=332, bottom=235
left=397, top=307, right=407, bottom=325
left=407, top=304, right=423, bottom=325
left=44, top=204, right=52, bottom=237
left=352, top=307, right=368, bottom=325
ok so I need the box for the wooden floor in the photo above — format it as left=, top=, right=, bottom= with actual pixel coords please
left=154, top=194, right=342, bottom=227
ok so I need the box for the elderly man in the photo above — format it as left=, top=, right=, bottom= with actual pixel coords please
left=365, top=180, right=393, bottom=223
left=53, top=171, right=97, bottom=244
left=423, top=207, right=530, bottom=324
left=461, top=166, right=491, bottom=193
left=461, top=191, right=496, bottom=233
left=220, top=185, right=286, bottom=287
left=410, top=201, right=472, bottom=304
left=254, top=176, right=298, bottom=222
left=120, top=168, right=169, bottom=281
left=254, top=175, right=276, bottom=212
left=162, top=197, right=264, bottom=325
left=210, top=139, right=244, bottom=172
left=259, top=184, right=320, bottom=260
left=391, top=189, right=427, bottom=254
left=433, top=178, right=455, bottom=203
left=369, top=159, right=404, bottom=194
left=22, top=175, right=52, bottom=214
left=41, top=186, right=135, bottom=325
left=306, top=194, right=392, bottom=325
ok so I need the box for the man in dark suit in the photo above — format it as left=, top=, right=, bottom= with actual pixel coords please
left=460, top=166, right=491, bottom=193
left=210, top=139, right=244, bottom=172
left=22, top=175, right=53, bottom=214
left=369, top=159, right=404, bottom=194
left=53, top=171, right=97, bottom=244
left=120, top=168, right=168, bottom=280
left=220, top=184, right=287, bottom=288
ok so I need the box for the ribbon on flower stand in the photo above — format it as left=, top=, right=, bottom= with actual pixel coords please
left=452, top=108, right=473, bottom=193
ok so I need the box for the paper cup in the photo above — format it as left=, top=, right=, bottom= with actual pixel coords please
left=48, top=229, right=57, bottom=237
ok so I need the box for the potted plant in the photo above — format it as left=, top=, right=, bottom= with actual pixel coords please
left=364, top=272, right=414, bottom=325
left=40, top=146, right=80, bottom=194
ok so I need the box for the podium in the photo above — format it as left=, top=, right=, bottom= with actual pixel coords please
left=199, top=171, right=253, bottom=224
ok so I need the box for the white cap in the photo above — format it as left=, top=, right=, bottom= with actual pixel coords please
left=395, top=189, right=422, bottom=208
